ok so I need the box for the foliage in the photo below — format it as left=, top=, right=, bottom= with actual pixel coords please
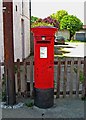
left=32, top=21, right=53, bottom=28
left=69, top=40, right=82, bottom=42
left=31, top=16, right=59, bottom=28
left=31, top=16, right=39, bottom=24
left=60, top=15, right=83, bottom=40
left=74, top=67, right=84, bottom=83
left=25, top=101, right=34, bottom=107
left=79, top=71, right=84, bottom=83
left=51, top=10, right=68, bottom=22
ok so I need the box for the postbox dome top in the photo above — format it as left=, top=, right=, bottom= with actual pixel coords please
left=32, top=26, right=56, bottom=28
left=31, top=26, right=58, bottom=36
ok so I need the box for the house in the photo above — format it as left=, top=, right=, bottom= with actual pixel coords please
left=56, top=29, right=70, bottom=40
left=0, top=0, right=30, bottom=62
left=74, top=25, right=86, bottom=41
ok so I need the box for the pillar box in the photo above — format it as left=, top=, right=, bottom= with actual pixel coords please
left=31, top=26, right=57, bottom=108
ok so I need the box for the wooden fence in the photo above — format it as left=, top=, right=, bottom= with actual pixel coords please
left=0, top=60, right=1, bottom=91
left=0, top=57, right=86, bottom=98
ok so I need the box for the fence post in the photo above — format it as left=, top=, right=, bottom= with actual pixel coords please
left=17, top=59, right=21, bottom=93
left=70, top=58, right=74, bottom=97
left=63, top=58, right=67, bottom=98
left=82, top=56, right=86, bottom=98
left=84, top=57, right=86, bottom=98
left=30, top=56, right=33, bottom=97
left=76, top=57, right=80, bottom=98
left=0, top=60, right=1, bottom=91
left=56, top=58, right=61, bottom=98
left=23, top=59, right=27, bottom=93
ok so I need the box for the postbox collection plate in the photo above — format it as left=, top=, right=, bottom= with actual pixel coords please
left=40, top=47, right=47, bottom=58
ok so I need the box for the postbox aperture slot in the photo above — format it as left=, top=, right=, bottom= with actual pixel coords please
left=37, top=41, right=50, bottom=44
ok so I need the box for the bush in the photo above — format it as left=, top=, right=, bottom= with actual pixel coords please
left=31, top=22, right=53, bottom=28
left=25, top=101, right=34, bottom=107
left=31, top=16, right=59, bottom=28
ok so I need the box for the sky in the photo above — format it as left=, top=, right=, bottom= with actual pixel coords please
left=31, top=0, right=86, bottom=24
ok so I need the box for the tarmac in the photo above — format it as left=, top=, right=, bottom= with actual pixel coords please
left=1, top=97, right=85, bottom=119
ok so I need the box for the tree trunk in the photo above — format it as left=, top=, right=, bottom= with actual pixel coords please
left=69, top=31, right=73, bottom=40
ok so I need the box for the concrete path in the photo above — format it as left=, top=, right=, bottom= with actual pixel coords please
left=63, top=43, right=85, bottom=57
left=55, top=42, right=86, bottom=57
left=1, top=97, right=84, bottom=119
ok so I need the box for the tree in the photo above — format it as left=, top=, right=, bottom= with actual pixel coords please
left=60, top=15, right=83, bottom=40
left=31, top=16, right=39, bottom=24
left=51, top=10, right=68, bottom=23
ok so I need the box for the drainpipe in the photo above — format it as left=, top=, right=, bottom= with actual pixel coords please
left=29, top=0, right=34, bottom=55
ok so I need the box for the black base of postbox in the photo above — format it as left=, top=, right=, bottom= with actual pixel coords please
left=34, top=88, right=54, bottom=109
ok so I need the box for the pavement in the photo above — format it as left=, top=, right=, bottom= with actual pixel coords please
left=1, top=97, right=85, bottom=119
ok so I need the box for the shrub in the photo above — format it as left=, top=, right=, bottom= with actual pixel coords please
left=31, top=16, right=59, bottom=28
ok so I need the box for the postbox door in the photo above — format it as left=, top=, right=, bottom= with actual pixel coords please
left=34, top=37, right=54, bottom=89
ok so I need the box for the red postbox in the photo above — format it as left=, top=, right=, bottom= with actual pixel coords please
left=31, top=26, right=57, bottom=108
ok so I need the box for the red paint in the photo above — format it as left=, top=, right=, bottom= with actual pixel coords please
left=31, top=27, right=57, bottom=89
